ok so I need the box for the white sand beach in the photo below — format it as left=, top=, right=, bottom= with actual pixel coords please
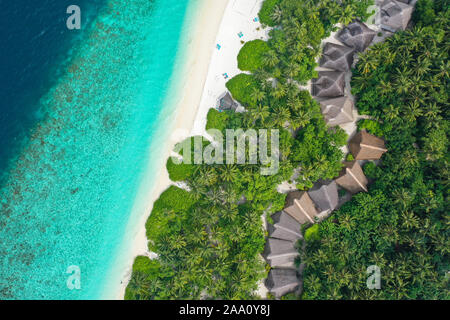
left=111, top=0, right=271, bottom=300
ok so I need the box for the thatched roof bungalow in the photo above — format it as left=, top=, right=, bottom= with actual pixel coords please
left=268, top=211, right=302, bottom=242
left=266, top=268, right=300, bottom=298
left=320, top=96, right=354, bottom=126
left=380, top=0, right=414, bottom=32
left=312, top=71, right=346, bottom=98
left=337, top=21, right=376, bottom=52
left=284, top=191, right=319, bottom=224
left=307, top=180, right=339, bottom=214
left=263, top=238, right=299, bottom=267
left=349, top=130, right=388, bottom=160
left=320, top=42, right=355, bottom=71
left=218, top=92, right=238, bottom=111
left=335, top=161, right=369, bottom=194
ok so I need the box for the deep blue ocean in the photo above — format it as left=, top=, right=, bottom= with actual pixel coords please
left=0, top=0, right=105, bottom=181
left=0, top=0, right=196, bottom=299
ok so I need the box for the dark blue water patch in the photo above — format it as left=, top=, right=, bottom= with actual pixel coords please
left=0, top=0, right=105, bottom=183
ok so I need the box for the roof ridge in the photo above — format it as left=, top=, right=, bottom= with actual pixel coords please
left=294, top=199, right=315, bottom=224
left=360, top=143, right=388, bottom=152
left=346, top=167, right=368, bottom=192
left=273, top=224, right=302, bottom=238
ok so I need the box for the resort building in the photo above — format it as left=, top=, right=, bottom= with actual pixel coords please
left=319, top=96, right=354, bottom=126
left=268, top=211, right=302, bottom=242
left=284, top=191, right=319, bottom=224
left=320, top=42, right=355, bottom=71
left=263, top=238, right=299, bottom=267
left=349, top=130, right=388, bottom=160
left=307, top=180, right=339, bottom=214
left=266, top=268, right=300, bottom=298
left=337, top=21, right=376, bottom=52
left=335, top=161, right=369, bottom=194
left=380, top=0, right=414, bottom=32
left=218, top=92, right=238, bottom=111
left=312, top=71, right=346, bottom=98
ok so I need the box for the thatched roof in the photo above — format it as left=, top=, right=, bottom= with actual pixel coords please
left=320, top=42, right=355, bottom=71
left=308, top=180, right=339, bottom=213
left=284, top=191, right=319, bottom=224
left=268, top=211, right=302, bottom=242
left=312, top=71, right=346, bottom=98
left=337, top=21, right=376, bottom=52
left=320, top=96, right=354, bottom=126
left=335, top=161, right=369, bottom=194
left=266, top=268, right=300, bottom=298
left=219, top=92, right=238, bottom=110
left=380, top=0, right=414, bottom=32
left=349, top=130, right=388, bottom=160
left=396, top=0, right=417, bottom=4
left=263, top=238, right=299, bottom=267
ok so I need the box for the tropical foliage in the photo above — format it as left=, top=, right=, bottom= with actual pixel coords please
left=237, top=40, right=271, bottom=72
left=302, top=2, right=449, bottom=300
left=125, top=0, right=387, bottom=300
left=258, top=0, right=281, bottom=26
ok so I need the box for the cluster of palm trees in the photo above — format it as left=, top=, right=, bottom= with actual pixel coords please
left=302, top=1, right=449, bottom=300
left=126, top=0, right=385, bottom=300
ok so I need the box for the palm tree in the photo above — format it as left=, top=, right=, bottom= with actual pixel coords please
left=269, top=106, right=290, bottom=127
left=187, top=178, right=207, bottom=199
left=383, top=104, right=399, bottom=121
left=270, top=5, right=283, bottom=24
left=251, top=104, right=270, bottom=125
left=250, top=87, right=266, bottom=104
left=128, top=271, right=152, bottom=299
left=218, top=164, right=239, bottom=182
left=290, top=109, right=311, bottom=130
left=262, top=50, right=279, bottom=68
left=339, top=5, right=356, bottom=26
left=358, top=54, right=378, bottom=74
left=271, top=83, right=287, bottom=99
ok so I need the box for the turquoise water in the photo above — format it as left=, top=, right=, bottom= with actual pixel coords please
left=0, top=0, right=198, bottom=299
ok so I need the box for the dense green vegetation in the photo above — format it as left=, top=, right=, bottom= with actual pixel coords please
left=302, top=1, right=449, bottom=300
left=237, top=40, right=271, bottom=72
left=124, top=0, right=433, bottom=300
left=225, top=73, right=259, bottom=106
left=205, top=108, right=229, bottom=131
left=258, top=0, right=281, bottom=26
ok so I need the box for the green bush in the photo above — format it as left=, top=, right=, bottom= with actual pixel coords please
left=145, top=186, right=196, bottom=243
left=125, top=256, right=163, bottom=300
left=206, top=108, right=229, bottom=132
left=304, top=224, right=320, bottom=242
left=166, top=157, right=196, bottom=181
left=363, top=161, right=377, bottom=179
left=226, top=73, right=259, bottom=106
left=346, top=153, right=355, bottom=161
left=281, top=292, right=299, bottom=300
left=413, top=0, right=436, bottom=26
left=338, top=188, right=347, bottom=198
left=258, top=0, right=280, bottom=26
left=357, top=119, right=384, bottom=137
left=132, top=255, right=161, bottom=275
left=237, top=40, right=270, bottom=72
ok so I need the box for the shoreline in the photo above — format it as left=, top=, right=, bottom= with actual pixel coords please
left=110, top=0, right=230, bottom=300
